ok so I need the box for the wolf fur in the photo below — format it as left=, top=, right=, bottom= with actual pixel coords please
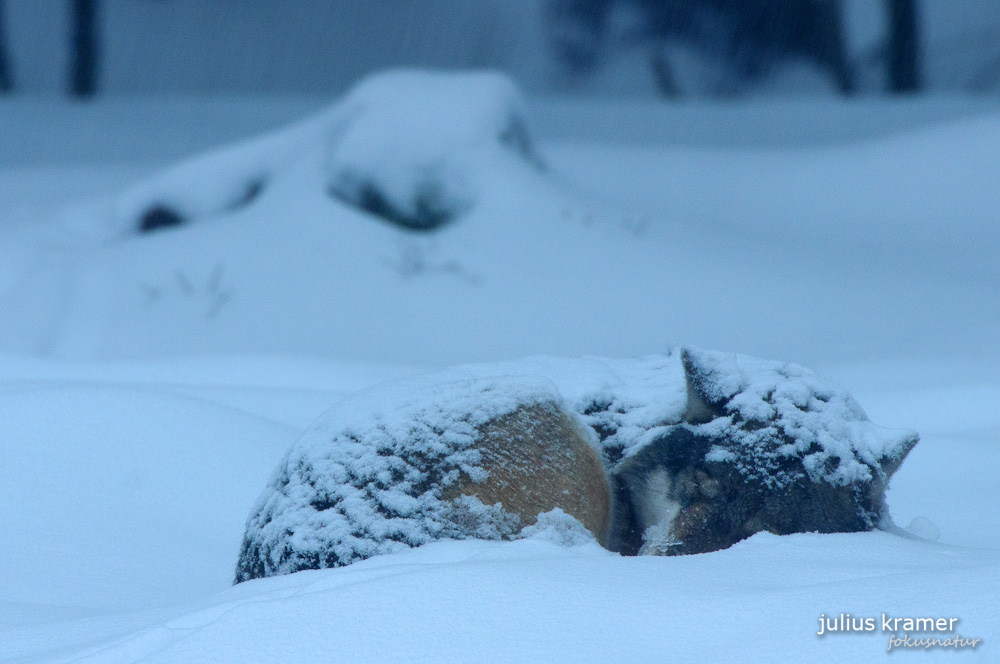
left=235, top=394, right=613, bottom=582
left=442, top=402, right=613, bottom=547
left=607, top=349, right=918, bottom=556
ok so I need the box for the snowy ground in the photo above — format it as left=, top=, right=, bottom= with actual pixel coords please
left=0, top=77, right=997, bottom=661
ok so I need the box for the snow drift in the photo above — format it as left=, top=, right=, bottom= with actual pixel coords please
left=4, top=71, right=998, bottom=370
left=113, top=70, right=540, bottom=236
left=326, top=70, right=539, bottom=229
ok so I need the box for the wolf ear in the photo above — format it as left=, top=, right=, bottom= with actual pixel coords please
left=680, top=348, right=727, bottom=424
left=880, top=432, right=919, bottom=478
left=683, top=375, right=717, bottom=424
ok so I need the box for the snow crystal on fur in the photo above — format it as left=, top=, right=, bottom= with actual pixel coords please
left=681, top=346, right=918, bottom=487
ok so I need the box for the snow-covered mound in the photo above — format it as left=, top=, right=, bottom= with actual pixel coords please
left=327, top=70, right=538, bottom=229
left=112, top=70, right=538, bottom=235
left=236, top=349, right=918, bottom=578
left=235, top=374, right=609, bottom=581
left=3, top=79, right=998, bottom=368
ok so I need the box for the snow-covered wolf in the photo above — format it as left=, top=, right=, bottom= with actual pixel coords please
left=235, top=349, right=917, bottom=581
left=605, top=348, right=917, bottom=555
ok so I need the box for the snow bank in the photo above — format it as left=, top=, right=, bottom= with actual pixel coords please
left=5, top=95, right=998, bottom=367
left=12, top=532, right=996, bottom=664
left=328, top=70, right=538, bottom=229
left=108, top=70, right=538, bottom=237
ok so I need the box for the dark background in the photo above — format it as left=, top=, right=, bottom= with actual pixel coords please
left=1, top=0, right=999, bottom=99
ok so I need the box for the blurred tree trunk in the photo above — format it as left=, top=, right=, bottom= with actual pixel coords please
left=69, top=0, right=99, bottom=96
left=886, top=0, right=921, bottom=92
left=649, top=50, right=680, bottom=97
left=822, top=0, right=856, bottom=95
left=0, top=0, right=13, bottom=93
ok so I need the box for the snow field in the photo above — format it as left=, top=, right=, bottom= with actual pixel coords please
left=0, top=70, right=997, bottom=662
left=0, top=351, right=995, bottom=663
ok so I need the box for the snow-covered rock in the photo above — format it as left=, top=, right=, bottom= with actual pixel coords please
left=234, top=373, right=610, bottom=582
left=111, top=69, right=539, bottom=237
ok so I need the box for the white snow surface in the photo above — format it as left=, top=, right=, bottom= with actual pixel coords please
left=108, top=70, right=534, bottom=238
left=1, top=73, right=998, bottom=662
left=0, top=74, right=998, bottom=370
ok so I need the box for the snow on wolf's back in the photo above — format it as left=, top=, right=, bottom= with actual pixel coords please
left=234, top=374, right=611, bottom=582
left=234, top=350, right=918, bottom=581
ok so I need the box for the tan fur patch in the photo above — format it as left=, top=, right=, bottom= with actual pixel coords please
left=441, top=403, right=612, bottom=546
